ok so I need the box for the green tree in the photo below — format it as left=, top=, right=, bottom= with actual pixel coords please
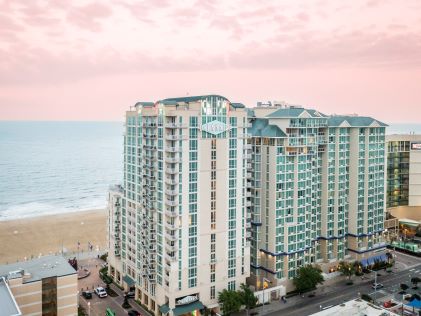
left=238, top=284, right=257, bottom=316
left=411, top=277, right=421, bottom=289
left=400, top=283, right=409, bottom=293
left=218, top=289, right=242, bottom=316
left=293, top=265, right=324, bottom=293
left=338, top=261, right=355, bottom=280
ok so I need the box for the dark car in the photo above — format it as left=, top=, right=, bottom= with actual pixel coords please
left=82, top=291, right=92, bottom=299
left=128, top=310, right=140, bottom=316
left=126, top=291, right=135, bottom=298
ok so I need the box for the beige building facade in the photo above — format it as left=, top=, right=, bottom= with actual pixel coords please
left=248, top=104, right=387, bottom=290
left=0, top=255, right=78, bottom=316
left=108, top=95, right=250, bottom=315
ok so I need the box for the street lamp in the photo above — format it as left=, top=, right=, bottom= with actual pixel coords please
left=367, top=268, right=378, bottom=303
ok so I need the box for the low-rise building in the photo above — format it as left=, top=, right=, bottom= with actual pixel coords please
left=0, top=277, right=21, bottom=316
left=310, top=299, right=399, bottom=316
left=0, top=255, right=77, bottom=316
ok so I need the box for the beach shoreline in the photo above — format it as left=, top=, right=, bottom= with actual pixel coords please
left=0, top=208, right=107, bottom=264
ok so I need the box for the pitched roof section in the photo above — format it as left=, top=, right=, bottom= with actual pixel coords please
left=328, top=116, right=388, bottom=127
left=249, top=118, right=287, bottom=138
left=265, top=107, right=327, bottom=118
left=261, top=125, right=287, bottom=137
left=161, top=95, right=229, bottom=103
left=134, top=101, right=154, bottom=107
left=231, top=102, right=245, bottom=108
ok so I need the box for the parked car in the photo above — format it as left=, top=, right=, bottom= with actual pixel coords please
left=372, top=283, right=384, bottom=290
left=126, top=291, right=135, bottom=298
left=81, top=291, right=92, bottom=299
left=95, top=286, right=108, bottom=298
left=403, top=293, right=412, bottom=300
left=128, top=311, right=141, bottom=316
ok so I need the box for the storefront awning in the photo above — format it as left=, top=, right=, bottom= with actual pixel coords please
left=360, top=254, right=388, bottom=267
left=173, top=301, right=205, bottom=316
left=122, top=275, right=135, bottom=287
left=159, top=304, right=170, bottom=314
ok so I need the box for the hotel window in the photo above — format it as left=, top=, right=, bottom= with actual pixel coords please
left=210, top=286, right=216, bottom=299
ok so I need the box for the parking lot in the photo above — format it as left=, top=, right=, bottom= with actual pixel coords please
left=78, top=257, right=146, bottom=316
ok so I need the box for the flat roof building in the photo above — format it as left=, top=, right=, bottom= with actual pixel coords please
left=0, top=255, right=77, bottom=316
left=0, top=277, right=21, bottom=316
left=310, top=299, right=399, bottom=316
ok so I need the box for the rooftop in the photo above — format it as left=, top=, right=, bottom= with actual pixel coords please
left=249, top=118, right=287, bottom=138
left=161, top=94, right=229, bottom=103
left=0, top=277, right=21, bottom=316
left=328, top=115, right=388, bottom=127
left=265, top=107, right=328, bottom=118
left=0, top=255, right=76, bottom=284
left=310, top=299, right=398, bottom=316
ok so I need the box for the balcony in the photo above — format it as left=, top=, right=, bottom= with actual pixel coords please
left=165, top=233, right=177, bottom=241
left=166, top=222, right=178, bottom=230
left=165, top=210, right=178, bottom=217
left=165, top=178, right=178, bottom=185
left=165, top=157, right=180, bottom=163
left=166, top=134, right=181, bottom=141
left=165, top=189, right=177, bottom=196
left=165, top=199, right=178, bottom=207
left=165, top=243, right=178, bottom=252
left=165, top=123, right=179, bottom=129
left=166, top=147, right=181, bottom=153
left=165, top=168, right=178, bottom=175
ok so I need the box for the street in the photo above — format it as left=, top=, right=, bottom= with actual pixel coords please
left=77, top=257, right=148, bottom=316
left=265, top=253, right=421, bottom=316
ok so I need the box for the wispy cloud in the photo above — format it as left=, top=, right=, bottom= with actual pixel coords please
left=1, top=0, right=421, bottom=121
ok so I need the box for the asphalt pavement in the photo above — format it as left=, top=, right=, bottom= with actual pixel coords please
left=264, top=254, right=421, bottom=316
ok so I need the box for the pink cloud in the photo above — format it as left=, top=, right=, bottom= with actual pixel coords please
left=66, top=3, right=112, bottom=32
left=0, top=0, right=421, bottom=121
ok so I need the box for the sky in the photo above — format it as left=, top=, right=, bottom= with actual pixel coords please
left=0, top=0, right=421, bottom=123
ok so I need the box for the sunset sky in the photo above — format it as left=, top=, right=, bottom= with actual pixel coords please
left=1, top=0, right=420, bottom=122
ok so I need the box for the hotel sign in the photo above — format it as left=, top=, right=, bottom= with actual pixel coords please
left=411, top=142, right=421, bottom=150
left=201, top=120, right=229, bottom=135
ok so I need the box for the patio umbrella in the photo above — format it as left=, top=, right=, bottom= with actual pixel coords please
left=406, top=298, right=421, bottom=312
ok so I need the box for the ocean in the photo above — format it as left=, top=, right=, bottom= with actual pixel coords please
left=0, top=121, right=420, bottom=221
left=0, top=121, right=123, bottom=221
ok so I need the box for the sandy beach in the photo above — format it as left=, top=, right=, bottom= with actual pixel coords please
left=0, top=209, right=107, bottom=264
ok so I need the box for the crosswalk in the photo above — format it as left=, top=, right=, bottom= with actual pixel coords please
left=408, top=268, right=421, bottom=274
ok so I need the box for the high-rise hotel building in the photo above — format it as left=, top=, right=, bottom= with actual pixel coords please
left=108, top=96, right=388, bottom=308
left=108, top=95, right=250, bottom=315
left=386, top=134, right=421, bottom=208
left=247, top=104, right=387, bottom=290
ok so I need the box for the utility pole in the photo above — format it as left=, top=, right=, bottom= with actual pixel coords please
left=367, top=268, right=378, bottom=303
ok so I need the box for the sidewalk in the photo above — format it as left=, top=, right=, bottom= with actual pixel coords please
left=249, top=275, right=368, bottom=315
left=241, top=254, right=421, bottom=316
